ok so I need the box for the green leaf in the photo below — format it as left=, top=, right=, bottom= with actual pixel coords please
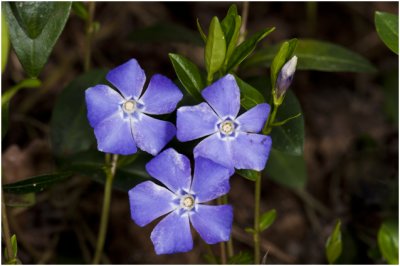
left=227, top=27, right=275, bottom=72
left=259, top=209, right=277, bottom=232
left=270, top=39, right=298, bottom=89
left=245, top=227, right=255, bottom=234
left=221, top=5, right=241, bottom=64
left=325, top=220, right=342, bottom=264
left=264, top=149, right=307, bottom=188
left=375, top=11, right=399, bottom=54
left=378, top=220, right=399, bottom=264
left=245, top=39, right=376, bottom=73
left=2, top=78, right=41, bottom=105
left=236, top=169, right=260, bottom=182
left=234, top=75, right=266, bottom=110
left=51, top=69, right=107, bottom=158
left=11, top=234, right=17, bottom=259
left=4, top=2, right=71, bottom=77
left=72, top=2, right=88, bottom=21
left=4, top=193, right=36, bottom=207
left=3, top=172, right=72, bottom=194
left=130, top=22, right=203, bottom=46
left=169, top=53, right=204, bottom=101
left=205, top=17, right=226, bottom=81
left=2, top=9, right=10, bottom=72
left=196, top=18, right=206, bottom=43
left=227, top=251, right=253, bottom=264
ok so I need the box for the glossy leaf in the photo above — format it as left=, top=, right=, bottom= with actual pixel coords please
left=234, top=75, right=266, bottom=110
left=2, top=78, right=41, bottom=105
left=2, top=9, right=9, bottom=72
left=205, top=17, right=226, bottom=81
left=245, top=39, right=376, bottom=73
left=221, top=5, right=241, bottom=64
left=227, top=27, right=275, bottom=72
left=270, top=39, right=298, bottom=89
left=4, top=2, right=71, bottom=77
left=3, top=172, right=72, bottom=194
left=236, top=169, right=260, bottom=182
left=169, top=53, right=204, bottom=101
left=378, top=220, right=399, bottom=264
left=130, top=22, right=203, bottom=46
left=260, top=209, right=277, bottom=232
left=375, top=11, right=399, bottom=54
left=325, top=220, right=342, bottom=264
left=264, top=149, right=307, bottom=188
left=51, top=69, right=107, bottom=158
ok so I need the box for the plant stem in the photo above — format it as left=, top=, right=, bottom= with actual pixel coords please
left=92, top=154, right=118, bottom=264
left=217, top=197, right=227, bottom=264
left=222, top=195, right=234, bottom=258
left=253, top=172, right=262, bottom=264
left=2, top=193, right=13, bottom=262
left=84, top=2, right=96, bottom=72
left=238, top=1, right=250, bottom=44
left=262, top=104, right=278, bottom=135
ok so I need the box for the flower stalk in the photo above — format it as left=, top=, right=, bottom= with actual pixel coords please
left=253, top=172, right=262, bottom=264
left=92, top=154, right=118, bottom=264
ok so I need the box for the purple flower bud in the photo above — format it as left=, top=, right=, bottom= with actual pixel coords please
left=276, top=56, right=298, bottom=98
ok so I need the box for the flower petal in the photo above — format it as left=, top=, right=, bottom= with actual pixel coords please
left=85, top=85, right=124, bottom=128
left=94, top=114, right=137, bottom=155
left=231, top=133, right=272, bottom=171
left=131, top=114, right=176, bottom=156
left=190, top=205, right=233, bottom=244
left=139, top=74, right=183, bottom=115
left=106, top=58, right=146, bottom=99
left=176, top=103, right=219, bottom=142
left=128, top=181, right=176, bottom=227
left=150, top=211, right=193, bottom=255
left=201, top=74, right=240, bottom=118
left=191, top=157, right=232, bottom=203
left=145, top=148, right=191, bottom=193
left=236, top=103, right=270, bottom=133
left=193, top=134, right=233, bottom=169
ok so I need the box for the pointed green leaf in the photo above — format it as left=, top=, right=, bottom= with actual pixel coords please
left=196, top=18, right=206, bottom=43
left=227, top=27, right=275, bottom=72
left=205, top=17, right=226, bottom=81
left=234, top=75, right=265, bottom=110
left=11, top=235, right=17, bottom=259
left=270, top=39, right=298, bottom=89
left=221, top=5, right=241, bottom=64
left=4, top=2, right=71, bottom=77
left=245, top=39, right=376, bottom=73
left=375, top=11, right=398, bottom=54
left=259, top=209, right=277, bottom=232
left=378, top=220, right=399, bottom=264
left=169, top=53, right=204, bottom=101
left=3, top=172, right=72, bottom=194
left=325, top=220, right=342, bottom=264
left=2, top=9, right=9, bottom=72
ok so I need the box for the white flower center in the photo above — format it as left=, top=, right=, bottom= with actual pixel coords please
left=220, top=121, right=234, bottom=135
left=123, top=100, right=136, bottom=113
left=180, top=194, right=195, bottom=210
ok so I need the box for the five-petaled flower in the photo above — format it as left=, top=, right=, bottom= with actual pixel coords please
left=176, top=74, right=272, bottom=171
left=129, top=148, right=233, bottom=255
left=85, top=58, right=183, bottom=155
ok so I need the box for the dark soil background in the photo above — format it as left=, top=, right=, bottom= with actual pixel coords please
left=2, top=2, right=398, bottom=264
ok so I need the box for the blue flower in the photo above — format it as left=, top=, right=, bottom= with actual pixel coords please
left=85, top=59, right=183, bottom=155
left=129, top=148, right=233, bottom=255
left=176, top=74, right=272, bottom=171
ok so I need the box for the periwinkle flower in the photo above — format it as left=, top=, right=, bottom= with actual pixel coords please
left=176, top=74, right=272, bottom=171
left=275, top=55, right=298, bottom=99
left=85, top=59, right=183, bottom=155
left=129, top=148, right=233, bottom=254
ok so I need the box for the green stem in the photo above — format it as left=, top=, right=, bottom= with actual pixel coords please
left=262, top=104, right=278, bottom=135
left=92, top=154, right=118, bottom=264
left=2, top=193, right=13, bottom=262
left=84, top=2, right=96, bottom=72
left=253, top=172, right=262, bottom=264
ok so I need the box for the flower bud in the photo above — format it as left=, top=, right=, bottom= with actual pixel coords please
left=275, top=55, right=298, bottom=99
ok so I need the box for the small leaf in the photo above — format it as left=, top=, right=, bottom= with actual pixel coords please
left=169, top=53, right=204, bottom=101
left=325, top=219, right=342, bottom=264
left=264, top=149, right=307, bottom=188
left=11, top=234, right=17, bottom=259
left=2, top=9, right=10, bottom=72
left=378, top=220, right=399, bottom=264
left=245, top=39, right=376, bottom=73
left=270, top=39, right=298, bottom=89
left=237, top=169, right=260, bottom=182
left=205, top=16, right=226, bottom=82
left=2, top=78, right=41, bottom=105
left=4, top=2, right=71, bottom=77
left=4, top=193, right=36, bottom=207
left=228, top=251, right=253, bottom=264
left=72, top=2, right=88, bottom=21
left=227, top=27, right=275, bottom=72
left=196, top=18, right=207, bottom=43
left=3, top=172, right=72, bottom=194
left=375, top=11, right=398, bottom=54
left=234, top=75, right=266, bottom=110
left=259, top=209, right=277, bottom=232
left=221, top=5, right=241, bottom=64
